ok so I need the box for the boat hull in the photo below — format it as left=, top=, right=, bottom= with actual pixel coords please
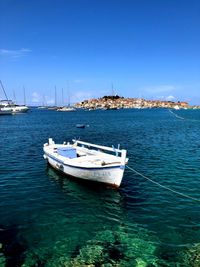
left=12, top=106, right=29, bottom=113
left=0, top=110, right=13, bottom=115
left=45, top=153, right=125, bottom=187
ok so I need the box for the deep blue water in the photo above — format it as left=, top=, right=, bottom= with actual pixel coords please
left=0, top=108, right=200, bottom=266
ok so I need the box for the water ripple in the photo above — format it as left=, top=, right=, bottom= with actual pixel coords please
left=1, top=108, right=200, bottom=266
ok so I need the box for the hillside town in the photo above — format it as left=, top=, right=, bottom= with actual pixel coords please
left=75, top=95, right=194, bottom=110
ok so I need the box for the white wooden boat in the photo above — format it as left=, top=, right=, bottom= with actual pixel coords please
left=43, top=138, right=128, bottom=187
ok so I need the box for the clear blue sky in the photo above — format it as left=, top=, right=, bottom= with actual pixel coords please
left=0, top=0, right=200, bottom=105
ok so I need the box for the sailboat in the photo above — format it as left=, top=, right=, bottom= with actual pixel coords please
left=0, top=81, right=29, bottom=114
left=0, top=104, right=13, bottom=115
left=48, top=86, right=59, bottom=110
left=57, top=106, right=76, bottom=111
left=38, top=94, right=47, bottom=109
left=57, top=88, right=76, bottom=111
left=0, top=80, right=13, bottom=115
left=11, top=88, right=29, bottom=113
left=12, top=86, right=29, bottom=113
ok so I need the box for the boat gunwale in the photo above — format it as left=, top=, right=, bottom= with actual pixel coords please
left=73, top=139, right=125, bottom=154
left=44, top=151, right=124, bottom=170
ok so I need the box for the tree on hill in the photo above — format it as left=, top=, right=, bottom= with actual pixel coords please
left=101, top=95, right=123, bottom=100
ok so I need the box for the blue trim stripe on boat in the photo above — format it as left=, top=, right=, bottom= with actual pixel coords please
left=45, top=152, right=123, bottom=170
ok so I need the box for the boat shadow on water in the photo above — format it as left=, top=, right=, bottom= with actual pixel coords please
left=45, top=164, right=125, bottom=201
left=45, top=162, right=146, bottom=208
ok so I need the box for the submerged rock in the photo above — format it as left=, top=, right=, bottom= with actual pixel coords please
left=22, top=225, right=169, bottom=267
left=0, top=225, right=26, bottom=267
left=0, top=242, right=5, bottom=267
left=180, top=243, right=200, bottom=267
left=0, top=256, right=6, bottom=267
left=68, top=226, right=162, bottom=267
left=73, top=244, right=105, bottom=265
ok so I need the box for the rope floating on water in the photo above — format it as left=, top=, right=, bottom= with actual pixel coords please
left=126, top=165, right=200, bottom=203
left=168, top=109, right=185, bottom=120
left=168, top=108, right=200, bottom=122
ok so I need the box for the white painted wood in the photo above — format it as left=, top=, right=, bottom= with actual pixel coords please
left=43, top=138, right=128, bottom=187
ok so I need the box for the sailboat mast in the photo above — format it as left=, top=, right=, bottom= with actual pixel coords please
left=111, top=83, right=115, bottom=96
left=55, top=86, right=57, bottom=107
left=0, top=80, right=9, bottom=101
left=68, top=91, right=70, bottom=107
left=62, top=88, right=64, bottom=106
left=67, top=81, right=70, bottom=107
left=13, top=90, right=17, bottom=104
left=42, top=94, right=45, bottom=107
left=23, top=86, right=26, bottom=105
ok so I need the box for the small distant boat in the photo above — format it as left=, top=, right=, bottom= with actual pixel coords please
left=37, top=106, right=46, bottom=109
left=174, top=105, right=180, bottom=110
left=47, top=106, right=58, bottom=110
left=76, top=124, right=86, bottom=128
left=43, top=138, right=128, bottom=187
left=57, top=106, right=76, bottom=112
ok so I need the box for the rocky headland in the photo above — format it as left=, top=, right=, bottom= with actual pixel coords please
left=75, top=95, right=194, bottom=110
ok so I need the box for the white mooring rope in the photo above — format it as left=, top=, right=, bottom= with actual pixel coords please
left=168, top=108, right=200, bottom=122
left=126, top=165, right=200, bottom=203
left=168, top=109, right=185, bottom=120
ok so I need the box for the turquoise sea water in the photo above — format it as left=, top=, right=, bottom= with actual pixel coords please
left=0, top=108, right=200, bottom=266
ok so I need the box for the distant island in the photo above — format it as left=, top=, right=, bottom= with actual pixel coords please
left=75, top=95, right=199, bottom=110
